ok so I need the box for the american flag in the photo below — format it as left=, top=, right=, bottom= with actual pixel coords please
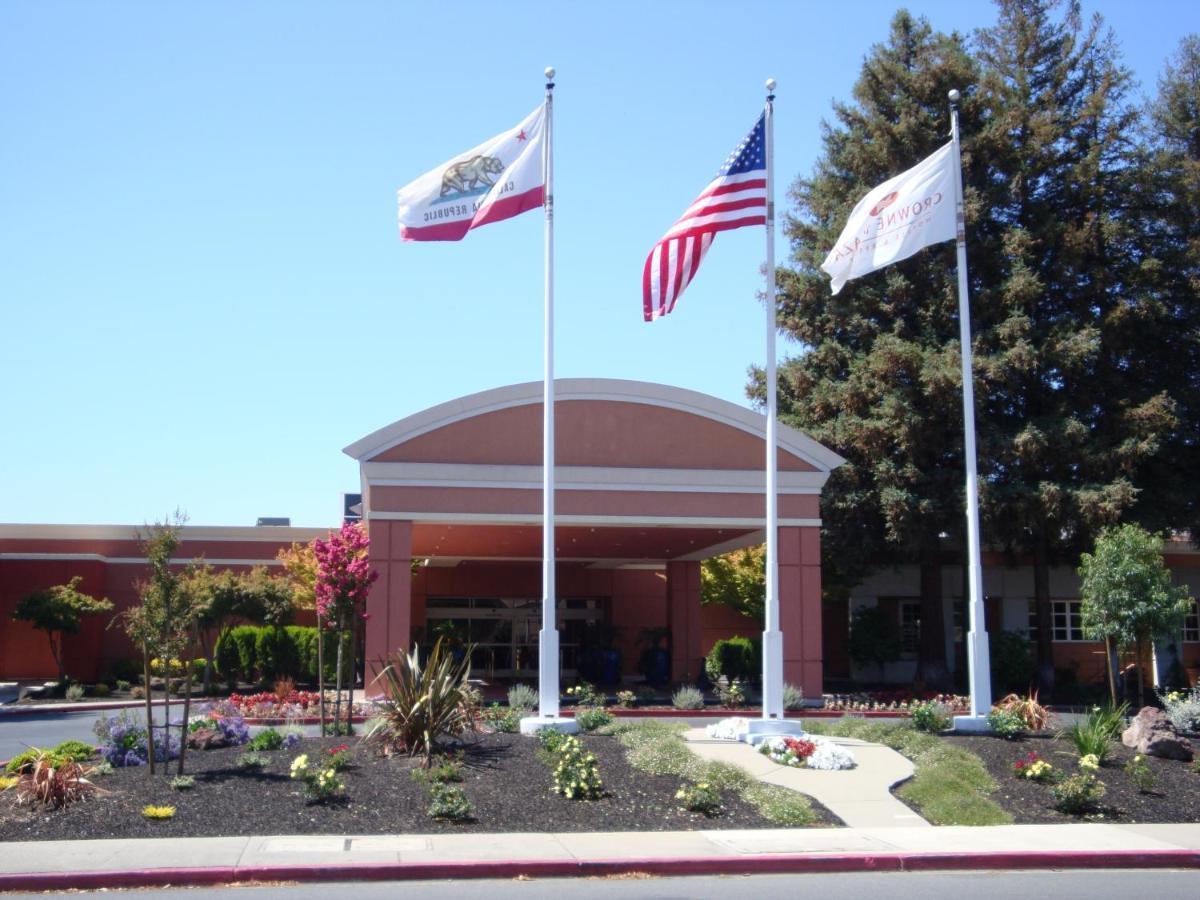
left=643, top=114, right=767, bottom=321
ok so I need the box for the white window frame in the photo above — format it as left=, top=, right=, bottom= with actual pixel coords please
left=1184, top=600, right=1199, bottom=643
left=1052, top=599, right=1085, bottom=642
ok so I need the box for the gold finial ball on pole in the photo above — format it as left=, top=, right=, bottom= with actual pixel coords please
left=545, top=67, right=556, bottom=81
left=766, top=78, right=777, bottom=93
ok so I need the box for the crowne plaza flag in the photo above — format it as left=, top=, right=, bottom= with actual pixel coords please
left=821, top=141, right=957, bottom=294
left=397, top=105, right=545, bottom=241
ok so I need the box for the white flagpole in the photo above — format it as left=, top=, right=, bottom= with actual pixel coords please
left=947, top=88, right=993, bottom=731
left=524, top=67, right=574, bottom=733
left=760, top=78, right=784, bottom=723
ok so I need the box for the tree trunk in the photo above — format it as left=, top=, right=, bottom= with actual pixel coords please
left=1104, top=635, right=1118, bottom=707
left=161, top=659, right=170, bottom=778
left=317, top=614, right=326, bottom=735
left=50, top=632, right=65, bottom=685
left=143, top=646, right=155, bottom=776
left=1136, top=638, right=1146, bottom=709
left=917, top=542, right=949, bottom=689
left=178, top=667, right=193, bottom=776
left=345, top=617, right=358, bottom=737
left=333, top=617, right=345, bottom=733
left=1033, top=534, right=1055, bottom=696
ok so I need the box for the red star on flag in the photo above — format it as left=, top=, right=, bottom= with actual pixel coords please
left=516, top=129, right=527, bottom=142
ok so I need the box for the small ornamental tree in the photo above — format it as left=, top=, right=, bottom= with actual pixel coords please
left=313, top=522, right=377, bottom=735
left=701, top=545, right=765, bottom=622
left=12, top=577, right=113, bottom=683
left=1079, top=524, right=1194, bottom=707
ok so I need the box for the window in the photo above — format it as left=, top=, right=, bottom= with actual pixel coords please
left=1184, top=600, right=1199, bottom=643
left=1052, top=600, right=1084, bottom=641
left=900, top=601, right=921, bottom=657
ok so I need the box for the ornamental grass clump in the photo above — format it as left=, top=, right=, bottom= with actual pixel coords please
left=671, top=686, right=704, bottom=710
left=782, top=683, right=804, bottom=711
left=365, top=637, right=478, bottom=767
left=169, top=775, right=196, bottom=790
left=1060, top=703, right=1128, bottom=765
left=14, top=754, right=100, bottom=809
left=551, top=735, right=603, bottom=800
left=994, top=692, right=1050, bottom=732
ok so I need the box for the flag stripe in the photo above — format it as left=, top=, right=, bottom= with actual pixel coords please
left=643, top=114, right=767, bottom=321
left=401, top=185, right=545, bottom=241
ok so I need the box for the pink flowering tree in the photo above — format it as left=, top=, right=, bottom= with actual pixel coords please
left=313, top=522, right=377, bottom=735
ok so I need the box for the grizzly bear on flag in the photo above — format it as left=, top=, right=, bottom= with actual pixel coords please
left=440, top=155, right=506, bottom=197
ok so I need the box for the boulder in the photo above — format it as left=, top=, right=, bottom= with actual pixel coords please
left=1122, top=706, right=1194, bottom=761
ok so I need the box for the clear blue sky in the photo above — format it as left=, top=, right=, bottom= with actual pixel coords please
left=2, top=1, right=1194, bottom=528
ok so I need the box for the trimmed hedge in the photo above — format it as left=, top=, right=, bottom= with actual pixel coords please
left=704, top=636, right=760, bottom=683
left=215, top=625, right=351, bottom=687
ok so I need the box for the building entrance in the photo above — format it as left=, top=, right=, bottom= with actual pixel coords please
left=423, top=597, right=604, bottom=680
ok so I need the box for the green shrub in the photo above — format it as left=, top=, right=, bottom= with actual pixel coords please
left=986, top=706, right=1026, bottom=739
left=215, top=625, right=351, bottom=686
left=704, top=637, right=759, bottom=683
left=672, top=686, right=705, bottom=710
left=783, top=683, right=804, bottom=711
left=1052, top=772, right=1106, bottom=814
left=576, top=707, right=614, bottom=732
left=247, top=729, right=284, bottom=752
left=5, top=748, right=53, bottom=774
left=1125, top=753, right=1155, bottom=793
left=551, top=735, right=603, bottom=800
left=483, top=703, right=521, bottom=733
left=170, top=775, right=196, bottom=790
left=50, top=740, right=96, bottom=762
left=536, top=728, right=568, bottom=755
left=427, top=783, right=472, bottom=821
left=91, top=683, right=111, bottom=698
left=255, top=627, right=299, bottom=682
left=411, top=752, right=464, bottom=784
left=115, top=680, right=132, bottom=692
left=236, top=751, right=269, bottom=770
left=716, top=679, right=746, bottom=709
left=676, top=781, right=721, bottom=816
left=507, top=683, right=538, bottom=711
left=910, top=701, right=953, bottom=733
left=616, top=689, right=637, bottom=708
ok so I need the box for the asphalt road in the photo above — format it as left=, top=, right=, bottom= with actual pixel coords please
left=4, top=870, right=1200, bottom=899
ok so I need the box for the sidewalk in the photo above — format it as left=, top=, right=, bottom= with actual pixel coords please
left=1, top=823, right=1198, bottom=890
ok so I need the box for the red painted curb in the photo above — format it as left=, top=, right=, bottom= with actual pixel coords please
left=1, top=848, right=1196, bottom=891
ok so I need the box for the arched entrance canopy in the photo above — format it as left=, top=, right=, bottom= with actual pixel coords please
left=344, top=379, right=843, bottom=691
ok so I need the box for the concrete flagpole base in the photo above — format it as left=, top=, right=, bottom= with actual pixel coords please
left=519, top=715, right=579, bottom=736
left=952, top=714, right=993, bottom=734
left=739, top=717, right=806, bottom=746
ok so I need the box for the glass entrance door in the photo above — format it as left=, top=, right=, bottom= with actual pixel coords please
left=424, top=597, right=604, bottom=680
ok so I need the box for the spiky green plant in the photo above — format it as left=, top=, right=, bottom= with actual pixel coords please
left=365, top=637, right=477, bottom=767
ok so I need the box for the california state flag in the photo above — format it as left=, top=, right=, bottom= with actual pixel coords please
left=821, top=142, right=958, bottom=294
left=397, top=105, right=545, bottom=242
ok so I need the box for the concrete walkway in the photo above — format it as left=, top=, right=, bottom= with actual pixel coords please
left=683, top=728, right=927, bottom=828
left=1, top=823, right=1198, bottom=890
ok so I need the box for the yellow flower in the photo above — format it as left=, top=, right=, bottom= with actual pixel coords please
left=1079, top=754, right=1100, bottom=771
left=141, top=805, right=176, bottom=820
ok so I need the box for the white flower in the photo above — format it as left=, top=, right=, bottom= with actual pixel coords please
left=806, top=740, right=856, bottom=771
left=705, top=717, right=749, bottom=741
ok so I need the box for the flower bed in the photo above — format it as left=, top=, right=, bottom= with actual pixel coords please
left=759, top=735, right=856, bottom=770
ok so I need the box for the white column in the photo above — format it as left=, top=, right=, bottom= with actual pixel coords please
left=948, top=88, right=993, bottom=732
left=524, top=67, right=576, bottom=736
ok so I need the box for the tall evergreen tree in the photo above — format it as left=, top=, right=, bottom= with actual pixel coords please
left=970, top=0, right=1177, bottom=691
left=760, top=11, right=980, bottom=687
left=1133, top=35, right=1200, bottom=535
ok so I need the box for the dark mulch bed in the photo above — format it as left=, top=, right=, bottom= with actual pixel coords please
left=945, top=732, right=1200, bottom=824
left=0, top=733, right=835, bottom=841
